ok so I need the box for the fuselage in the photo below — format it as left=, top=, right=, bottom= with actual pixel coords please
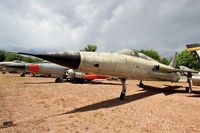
left=0, top=62, right=26, bottom=73
left=78, top=52, right=180, bottom=82
left=0, top=61, right=67, bottom=78
left=26, top=63, right=66, bottom=78
left=18, top=50, right=181, bottom=82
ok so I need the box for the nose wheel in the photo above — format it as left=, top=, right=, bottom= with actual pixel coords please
left=120, top=78, right=126, bottom=100
left=55, top=78, right=63, bottom=83
left=138, top=80, right=144, bottom=88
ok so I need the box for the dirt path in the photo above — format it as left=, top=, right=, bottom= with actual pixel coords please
left=0, top=73, right=200, bottom=132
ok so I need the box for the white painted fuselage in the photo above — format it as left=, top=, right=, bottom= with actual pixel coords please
left=78, top=52, right=180, bottom=82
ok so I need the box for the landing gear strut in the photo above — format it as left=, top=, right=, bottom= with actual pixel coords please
left=120, top=78, right=126, bottom=100
left=186, top=72, right=192, bottom=93
left=138, top=80, right=144, bottom=88
left=185, top=72, right=192, bottom=93
left=182, top=72, right=193, bottom=93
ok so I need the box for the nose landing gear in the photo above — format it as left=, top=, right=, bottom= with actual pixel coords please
left=120, top=78, right=126, bottom=100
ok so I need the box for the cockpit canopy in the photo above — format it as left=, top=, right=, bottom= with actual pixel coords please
left=116, top=49, right=156, bottom=62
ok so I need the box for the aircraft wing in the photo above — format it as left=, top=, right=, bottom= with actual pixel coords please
left=171, top=69, right=198, bottom=73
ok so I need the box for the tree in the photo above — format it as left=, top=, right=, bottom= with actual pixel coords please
left=4, top=52, right=18, bottom=61
left=80, top=44, right=97, bottom=52
left=138, top=49, right=161, bottom=62
left=4, top=52, right=42, bottom=62
left=0, top=50, right=5, bottom=62
left=176, top=50, right=198, bottom=70
left=160, top=57, right=170, bottom=65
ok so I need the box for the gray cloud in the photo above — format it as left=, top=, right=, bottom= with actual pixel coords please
left=0, top=0, right=200, bottom=56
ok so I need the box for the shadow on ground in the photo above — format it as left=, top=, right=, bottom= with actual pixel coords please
left=53, top=84, right=200, bottom=116
left=23, top=80, right=121, bottom=85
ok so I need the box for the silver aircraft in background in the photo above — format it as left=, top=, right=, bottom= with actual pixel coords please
left=0, top=60, right=26, bottom=74
left=19, top=49, right=198, bottom=100
left=0, top=61, right=67, bottom=82
left=0, top=60, right=109, bottom=83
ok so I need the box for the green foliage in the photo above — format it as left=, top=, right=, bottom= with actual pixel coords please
left=160, top=57, right=170, bottom=65
left=0, top=49, right=42, bottom=63
left=176, top=50, right=198, bottom=70
left=80, top=44, right=97, bottom=52
left=139, top=49, right=161, bottom=62
left=0, top=50, right=5, bottom=62
left=4, top=52, right=18, bottom=61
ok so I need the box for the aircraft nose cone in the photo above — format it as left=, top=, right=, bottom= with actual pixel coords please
left=18, top=52, right=81, bottom=69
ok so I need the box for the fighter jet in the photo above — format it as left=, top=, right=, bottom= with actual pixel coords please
left=18, top=49, right=198, bottom=100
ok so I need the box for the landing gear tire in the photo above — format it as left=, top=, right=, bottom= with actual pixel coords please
left=120, top=92, right=125, bottom=100
left=186, top=74, right=192, bottom=93
left=20, top=73, right=25, bottom=77
left=186, top=87, right=189, bottom=93
left=138, top=81, right=144, bottom=88
left=55, top=78, right=63, bottom=83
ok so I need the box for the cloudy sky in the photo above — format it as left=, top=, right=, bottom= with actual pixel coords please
left=0, top=0, right=200, bottom=57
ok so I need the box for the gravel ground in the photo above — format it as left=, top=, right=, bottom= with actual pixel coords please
left=0, top=73, right=200, bottom=133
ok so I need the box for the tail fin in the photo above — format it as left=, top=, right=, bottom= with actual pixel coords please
left=169, top=52, right=178, bottom=68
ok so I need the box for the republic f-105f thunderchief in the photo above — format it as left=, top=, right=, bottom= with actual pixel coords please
left=19, top=49, right=198, bottom=100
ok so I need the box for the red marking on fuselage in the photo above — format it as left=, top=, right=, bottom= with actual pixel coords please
left=83, top=74, right=110, bottom=80
left=28, top=64, right=40, bottom=73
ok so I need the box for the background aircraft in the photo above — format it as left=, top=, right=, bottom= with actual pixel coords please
left=186, top=43, right=200, bottom=68
left=0, top=60, right=109, bottom=83
left=185, top=43, right=200, bottom=86
left=179, top=65, right=200, bottom=86
left=0, top=60, right=26, bottom=74
left=0, top=61, right=67, bottom=82
left=19, top=49, right=197, bottom=100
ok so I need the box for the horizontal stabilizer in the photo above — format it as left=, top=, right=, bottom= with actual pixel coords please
left=171, top=69, right=198, bottom=73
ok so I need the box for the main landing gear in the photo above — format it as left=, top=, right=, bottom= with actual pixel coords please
left=55, top=78, right=63, bottom=83
left=186, top=72, right=192, bottom=93
left=20, top=73, right=25, bottom=77
left=119, top=79, right=145, bottom=100
left=138, top=80, right=144, bottom=88
left=120, top=78, right=126, bottom=100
